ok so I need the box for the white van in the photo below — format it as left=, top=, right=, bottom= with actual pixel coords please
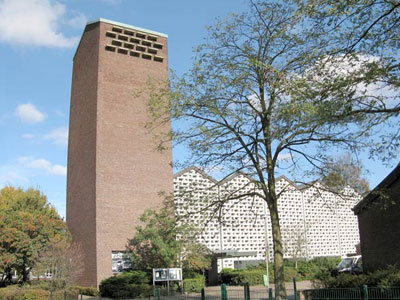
left=337, top=255, right=363, bottom=274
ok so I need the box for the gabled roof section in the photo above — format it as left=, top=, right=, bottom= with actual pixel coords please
left=218, top=171, right=256, bottom=185
left=174, top=166, right=218, bottom=184
left=275, top=175, right=300, bottom=190
left=353, top=163, right=400, bottom=215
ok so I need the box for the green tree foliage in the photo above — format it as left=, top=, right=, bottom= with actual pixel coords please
left=0, top=186, right=68, bottom=285
left=127, top=201, right=211, bottom=274
left=149, top=1, right=374, bottom=298
left=320, top=153, right=370, bottom=195
left=146, top=1, right=400, bottom=298
left=296, top=0, right=400, bottom=161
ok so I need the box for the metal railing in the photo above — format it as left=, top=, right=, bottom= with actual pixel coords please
left=301, top=285, right=400, bottom=300
left=153, top=281, right=400, bottom=300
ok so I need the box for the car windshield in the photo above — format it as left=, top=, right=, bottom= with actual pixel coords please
left=338, top=258, right=353, bottom=269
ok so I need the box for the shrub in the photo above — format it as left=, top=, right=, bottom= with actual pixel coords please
left=297, top=261, right=316, bottom=279
left=184, top=276, right=205, bottom=293
left=220, top=268, right=265, bottom=286
left=100, top=271, right=153, bottom=299
left=72, top=285, right=99, bottom=296
left=313, top=266, right=400, bottom=288
left=283, top=267, right=298, bottom=282
left=0, top=285, right=78, bottom=300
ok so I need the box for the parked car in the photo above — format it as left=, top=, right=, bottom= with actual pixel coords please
left=337, top=255, right=363, bottom=274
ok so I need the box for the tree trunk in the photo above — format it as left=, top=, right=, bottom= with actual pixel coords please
left=269, top=203, right=287, bottom=300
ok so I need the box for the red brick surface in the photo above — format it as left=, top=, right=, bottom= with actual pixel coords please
left=67, top=21, right=173, bottom=287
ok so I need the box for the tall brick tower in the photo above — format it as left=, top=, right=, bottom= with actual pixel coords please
left=66, top=19, right=173, bottom=287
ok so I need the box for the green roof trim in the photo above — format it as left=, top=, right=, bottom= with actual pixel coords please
left=87, top=18, right=168, bottom=38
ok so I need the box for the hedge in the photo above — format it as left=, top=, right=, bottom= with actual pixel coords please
left=220, top=269, right=265, bottom=285
left=314, top=266, right=400, bottom=288
left=99, top=271, right=153, bottom=299
left=72, top=285, right=99, bottom=296
left=183, top=276, right=205, bottom=293
left=0, top=285, right=78, bottom=300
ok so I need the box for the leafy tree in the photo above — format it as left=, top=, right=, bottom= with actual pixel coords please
left=127, top=201, right=211, bottom=274
left=296, top=0, right=400, bottom=161
left=146, top=1, right=400, bottom=298
left=0, top=186, right=68, bottom=285
left=320, top=153, right=370, bottom=195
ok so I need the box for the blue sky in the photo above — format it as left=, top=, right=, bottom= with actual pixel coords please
left=0, top=0, right=396, bottom=218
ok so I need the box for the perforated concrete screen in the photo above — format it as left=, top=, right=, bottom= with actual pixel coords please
left=174, top=167, right=360, bottom=271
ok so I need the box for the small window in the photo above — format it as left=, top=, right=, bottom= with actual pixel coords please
left=124, top=30, right=134, bottom=36
left=105, top=45, right=116, bottom=52
left=142, top=40, right=151, bottom=47
left=106, top=31, right=117, bottom=38
left=136, top=32, right=146, bottom=39
left=147, top=35, right=157, bottom=41
left=136, top=45, right=146, bottom=52
left=154, top=56, right=163, bottom=63
left=130, top=51, right=140, bottom=57
left=124, top=43, right=134, bottom=49
left=117, top=48, right=128, bottom=55
left=153, top=42, right=163, bottom=49
left=118, top=35, right=128, bottom=41
left=112, top=27, right=123, bottom=33
left=112, top=40, right=122, bottom=47
left=142, top=53, right=152, bottom=60
left=130, top=38, right=140, bottom=44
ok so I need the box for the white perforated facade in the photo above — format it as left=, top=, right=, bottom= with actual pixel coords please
left=174, top=167, right=360, bottom=270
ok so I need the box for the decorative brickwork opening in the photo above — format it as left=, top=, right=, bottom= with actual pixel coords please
left=105, top=27, right=164, bottom=63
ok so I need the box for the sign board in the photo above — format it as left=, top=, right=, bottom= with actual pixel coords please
left=263, top=274, right=269, bottom=287
left=112, top=251, right=132, bottom=274
left=153, top=268, right=182, bottom=282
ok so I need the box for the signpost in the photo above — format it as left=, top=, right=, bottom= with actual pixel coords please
left=153, top=268, right=183, bottom=295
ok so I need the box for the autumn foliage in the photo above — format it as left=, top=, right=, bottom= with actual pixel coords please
left=0, top=186, right=69, bottom=286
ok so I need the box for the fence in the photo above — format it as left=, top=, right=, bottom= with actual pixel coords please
left=153, top=280, right=400, bottom=300
left=301, top=286, right=400, bottom=300
left=154, top=280, right=298, bottom=300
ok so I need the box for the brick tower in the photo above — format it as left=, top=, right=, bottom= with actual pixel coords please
left=66, top=19, right=173, bottom=287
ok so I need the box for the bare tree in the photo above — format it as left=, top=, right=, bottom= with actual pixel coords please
left=33, top=238, right=84, bottom=296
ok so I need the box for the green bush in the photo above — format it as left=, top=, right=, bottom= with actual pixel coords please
left=314, top=266, right=400, bottom=288
left=311, top=257, right=341, bottom=270
left=72, top=285, right=99, bottom=296
left=297, top=261, right=316, bottom=279
left=99, top=271, right=153, bottom=298
left=220, top=268, right=265, bottom=286
left=0, top=285, right=77, bottom=300
left=283, top=267, right=298, bottom=282
left=183, top=276, right=205, bottom=293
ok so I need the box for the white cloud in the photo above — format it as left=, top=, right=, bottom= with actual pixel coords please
left=0, top=165, right=29, bottom=186
left=300, top=54, right=398, bottom=104
left=44, top=126, right=68, bottom=146
left=0, top=0, right=80, bottom=47
left=277, top=153, right=293, bottom=162
left=22, top=133, right=35, bottom=139
left=102, top=0, right=121, bottom=4
left=65, top=12, right=87, bottom=29
left=15, top=103, right=45, bottom=124
left=18, top=156, right=66, bottom=176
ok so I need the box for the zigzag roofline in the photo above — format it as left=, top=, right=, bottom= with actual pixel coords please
left=174, top=166, right=327, bottom=191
